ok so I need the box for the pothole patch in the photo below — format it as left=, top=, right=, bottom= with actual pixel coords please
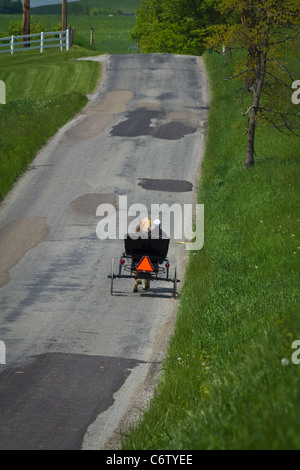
left=69, top=193, right=117, bottom=217
left=66, top=90, right=134, bottom=140
left=138, top=178, right=193, bottom=192
left=0, top=217, right=49, bottom=288
left=151, top=121, right=196, bottom=140
left=110, top=108, right=198, bottom=140
left=110, top=109, right=164, bottom=138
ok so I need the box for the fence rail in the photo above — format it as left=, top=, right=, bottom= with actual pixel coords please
left=0, top=30, right=70, bottom=54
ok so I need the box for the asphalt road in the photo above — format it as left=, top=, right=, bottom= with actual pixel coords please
left=0, top=53, right=209, bottom=450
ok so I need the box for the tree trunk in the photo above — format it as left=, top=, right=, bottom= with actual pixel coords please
left=23, top=0, right=30, bottom=48
left=244, top=49, right=268, bottom=171
left=244, top=109, right=256, bottom=170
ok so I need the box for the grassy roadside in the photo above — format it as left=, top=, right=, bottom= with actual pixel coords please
left=121, top=51, right=300, bottom=450
left=0, top=48, right=101, bottom=201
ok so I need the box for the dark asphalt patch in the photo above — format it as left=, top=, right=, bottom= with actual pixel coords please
left=0, top=353, right=141, bottom=450
left=110, top=109, right=164, bottom=138
left=151, top=121, right=196, bottom=140
left=138, top=178, right=193, bottom=192
left=110, top=108, right=197, bottom=140
left=70, top=194, right=117, bottom=216
left=157, top=92, right=177, bottom=101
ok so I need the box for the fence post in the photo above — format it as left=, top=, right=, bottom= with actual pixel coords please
left=10, top=35, right=14, bottom=55
left=68, top=25, right=75, bottom=47
left=40, top=31, right=44, bottom=53
left=66, top=28, right=70, bottom=51
left=59, top=32, right=63, bottom=51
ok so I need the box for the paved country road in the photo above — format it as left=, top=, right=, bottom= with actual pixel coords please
left=0, top=54, right=209, bottom=450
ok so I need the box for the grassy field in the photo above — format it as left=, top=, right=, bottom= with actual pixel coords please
left=0, top=48, right=101, bottom=200
left=0, top=0, right=142, bottom=54
left=0, top=48, right=100, bottom=101
left=0, top=14, right=138, bottom=54
left=121, top=50, right=300, bottom=450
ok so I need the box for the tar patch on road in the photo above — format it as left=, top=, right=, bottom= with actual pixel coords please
left=110, top=108, right=197, bottom=140
left=0, top=352, right=141, bottom=450
left=138, top=178, right=193, bottom=192
left=0, top=217, right=48, bottom=288
left=69, top=193, right=117, bottom=217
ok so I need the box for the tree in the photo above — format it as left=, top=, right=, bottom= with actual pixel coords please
left=131, top=0, right=223, bottom=55
left=8, top=18, right=46, bottom=36
left=207, top=0, right=300, bottom=170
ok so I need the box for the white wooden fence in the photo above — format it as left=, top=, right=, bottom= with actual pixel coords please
left=0, top=29, right=70, bottom=55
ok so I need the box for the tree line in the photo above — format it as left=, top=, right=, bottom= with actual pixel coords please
left=0, top=0, right=22, bottom=14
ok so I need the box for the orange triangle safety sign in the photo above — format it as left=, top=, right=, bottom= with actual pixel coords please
left=136, top=256, right=154, bottom=272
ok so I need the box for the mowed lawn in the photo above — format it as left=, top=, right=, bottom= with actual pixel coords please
left=0, top=48, right=101, bottom=101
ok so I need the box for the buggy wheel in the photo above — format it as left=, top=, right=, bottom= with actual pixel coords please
left=111, top=258, right=114, bottom=295
left=173, top=266, right=177, bottom=298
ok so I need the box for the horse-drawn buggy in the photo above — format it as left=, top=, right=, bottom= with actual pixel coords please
left=108, top=222, right=179, bottom=297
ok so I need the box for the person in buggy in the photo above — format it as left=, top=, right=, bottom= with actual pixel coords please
left=133, top=218, right=164, bottom=292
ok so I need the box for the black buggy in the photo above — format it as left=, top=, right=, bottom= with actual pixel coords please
left=108, top=234, right=180, bottom=297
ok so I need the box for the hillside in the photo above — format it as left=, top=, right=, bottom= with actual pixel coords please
left=32, top=0, right=142, bottom=16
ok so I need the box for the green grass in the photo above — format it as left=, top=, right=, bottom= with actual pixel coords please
left=0, top=13, right=138, bottom=54
left=65, top=15, right=138, bottom=54
left=0, top=48, right=101, bottom=200
left=121, top=51, right=300, bottom=450
left=0, top=48, right=101, bottom=101
left=0, top=0, right=142, bottom=54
